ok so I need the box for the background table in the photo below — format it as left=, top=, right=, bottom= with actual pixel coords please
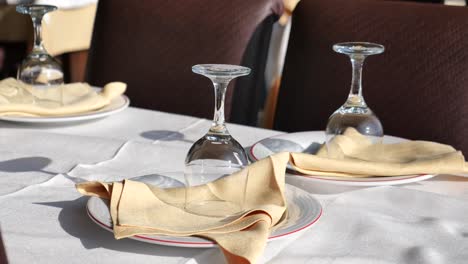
left=0, top=106, right=466, bottom=263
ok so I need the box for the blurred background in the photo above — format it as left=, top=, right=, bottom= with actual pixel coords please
left=0, top=0, right=465, bottom=128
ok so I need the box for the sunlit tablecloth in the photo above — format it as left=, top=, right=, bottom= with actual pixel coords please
left=0, top=106, right=466, bottom=264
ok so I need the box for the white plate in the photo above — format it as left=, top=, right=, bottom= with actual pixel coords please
left=0, top=90, right=129, bottom=123
left=86, top=184, right=322, bottom=248
left=249, top=131, right=435, bottom=186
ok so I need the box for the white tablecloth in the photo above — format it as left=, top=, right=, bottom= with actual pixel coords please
left=0, top=107, right=466, bottom=264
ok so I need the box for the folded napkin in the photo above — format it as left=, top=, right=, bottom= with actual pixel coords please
left=75, top=129, right=468, bottom=263
left=290, top=128, right=468, bottom=177
left=0, top=78, right=126, bottom=116
left=76, top=152, right=290, bottom=264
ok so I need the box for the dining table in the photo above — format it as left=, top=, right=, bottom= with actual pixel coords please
left=0, top=105, right=467, bottom=264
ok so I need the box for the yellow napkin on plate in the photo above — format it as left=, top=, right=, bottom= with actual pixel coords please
left=0, top=78, right=126, bottom=116
left=290, top=128, right=468, bottom=177
left=76, top=152, right=290, bottom=264
left=75, top=130, right=468, bottom=263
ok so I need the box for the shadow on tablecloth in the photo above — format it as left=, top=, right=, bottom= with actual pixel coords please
left=140, top=130, right=194, bottom=144
left=35, top=197, right=205, bottom=258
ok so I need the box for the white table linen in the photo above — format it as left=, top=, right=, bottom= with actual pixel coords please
left=0, top=106, right=466, bottom=263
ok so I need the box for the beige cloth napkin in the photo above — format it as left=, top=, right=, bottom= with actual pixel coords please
left=290, top=128, right=468, bottom=177
left=76, top=129, right=468, bottom=263
left=77, top=152, right=290, bottom=264
left=0, top=78, right=125, bottom=116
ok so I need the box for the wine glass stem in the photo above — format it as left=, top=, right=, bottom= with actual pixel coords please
left=347, top=55, right=367, bottom=106
left=31, top=15, right=45, bottom=52
left=210, top=81, right=228, bottom=134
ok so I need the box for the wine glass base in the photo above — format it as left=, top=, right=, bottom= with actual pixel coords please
left=16, top=4, right=57, bottom=15
left=333, top=42, right=384, bottom=55
left=192, top=64, right=251, bottom=78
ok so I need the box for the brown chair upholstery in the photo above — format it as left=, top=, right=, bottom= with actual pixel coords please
left=274, top=0, right=468, bottom=154
left=86, top=0, right=283, bottom=121
left=0, top=229, right=7, bottom=264
left=392, top=0, right=443, bottom=3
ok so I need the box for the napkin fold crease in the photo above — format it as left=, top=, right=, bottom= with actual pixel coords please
left=77, top=152, right=290, bottom=264
left=291, top=128, right=468, bottom=177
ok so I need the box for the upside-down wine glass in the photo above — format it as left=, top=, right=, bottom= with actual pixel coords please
left=16, top=4, right=64, bottom=105
left=185, top=64, right=250, bottom=217
left=325, top=42, right=385, bottom=158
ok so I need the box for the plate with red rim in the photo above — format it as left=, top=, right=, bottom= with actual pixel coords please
left=249, top=131, right=436, bottom=186
left=86, top=183, right=322, bottom=248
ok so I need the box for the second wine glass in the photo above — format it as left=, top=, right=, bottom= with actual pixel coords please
left=16, top=4, right=63, bottom=86
left=185, top=64, right=250, bottom=217
left=16, top=4, right=64, bottom=106
left=326, top=42, right=384, bottom=159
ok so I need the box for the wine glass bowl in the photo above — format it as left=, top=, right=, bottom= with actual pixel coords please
left=186, top=134, right=248, bottom=165
left=185, top=64, right=250, bottom=217
left=17, top=58, right=63, bottom=86
left=326, top=109, right=383, bottom=144
left=326, top=42, right=384, bottom=158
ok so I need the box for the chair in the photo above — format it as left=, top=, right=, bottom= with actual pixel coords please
left=42, top=3, right=97, bottom=83
left=0, top=229, right=7, bottom=264
left=274, top=0, right=468, bottom=154
left=395, top=0, right=444, bottom=2
left=0, top=5, right=31, bottom=79
left=86, top=0, right=283, bottom=121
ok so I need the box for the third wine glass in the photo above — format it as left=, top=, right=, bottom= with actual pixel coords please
left=16, top=4, right=64, bottom=105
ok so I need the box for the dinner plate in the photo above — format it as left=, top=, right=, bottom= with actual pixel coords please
left=249, top=131, right=436, bottom=186
left=0, top=89, right=129, bottom=123
left=86, top=184, right=322, bottom=248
